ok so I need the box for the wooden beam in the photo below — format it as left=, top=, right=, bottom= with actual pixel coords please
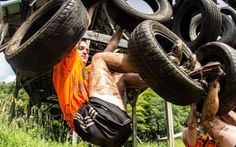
left=84, top=30, right=128, bottom=48
left=132, top=96, right=138, bottom=147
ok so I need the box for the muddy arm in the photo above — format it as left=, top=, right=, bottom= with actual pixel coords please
left=103, top=27, right=124, bottom=52
left=123, top=73, right=147, bottom=89
left=201, top=78, right=225, bottom=138
left=186, top=103, right=198, bottom=147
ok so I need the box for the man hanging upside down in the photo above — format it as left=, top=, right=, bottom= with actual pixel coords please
left=53, top=27, right=146, bottom=147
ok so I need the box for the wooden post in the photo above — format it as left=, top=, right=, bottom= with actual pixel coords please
left=132, top=97, right=138, bottom=147
left=8, top=72, right=21, bottom=125
left=165, top=101, right=174, bottom=147
left=130, top=88, right=146, bottom=147
left=72, top=131, right=78, bottom=144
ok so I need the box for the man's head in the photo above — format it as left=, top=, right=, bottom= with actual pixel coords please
left=77, top=40, right=90, bottom=64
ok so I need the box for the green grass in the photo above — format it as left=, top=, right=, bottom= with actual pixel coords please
left=0, top=121, right=90, bottom=147
left=0, top=99, right=86, bottom=147
left=0, top=98, right=185, bottom=147
left=136, top=139, right=184, bottom=147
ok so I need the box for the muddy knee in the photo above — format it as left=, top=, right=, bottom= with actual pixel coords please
left=91, top=52, right=105, bottom=63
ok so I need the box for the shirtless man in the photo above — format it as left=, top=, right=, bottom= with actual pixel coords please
left=53, top=27, right=146, bottom=147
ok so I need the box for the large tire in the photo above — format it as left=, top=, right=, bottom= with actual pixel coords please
left=189, top=13, right=236, bottom=47
left=227, top=0, right=236, bottom=8
left=220, top=6, right=236, bottom=24
left=195, top=42, right=236, bottom=114
left=106, top=0, right=173, bottom=32
left=5, top=0, right=89, bottom=73
left=128, top=20, right=206, bottom=106
left=172, top=0, right=222, bottom=51
left=81, top=0, right=99, bottom=8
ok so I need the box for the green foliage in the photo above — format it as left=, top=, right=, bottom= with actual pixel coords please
left=136, top=139, right=185, bottom=147
left=128, top=88, right=189, bottom=141
left=0, top=82, right=15, bottom=100
left=0, top=82, right=72, bottom=143
left=173, top=105, right=189, bottom=133
left=0, top=82, right=189, bottom=146
left=0, top=122, right=89, bottom=147
left=0, top=84, right=90, bottom=146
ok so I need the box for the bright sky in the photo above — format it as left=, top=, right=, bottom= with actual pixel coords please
left=127, top=0, right=153, bottom=14
left=0, top=0, right=228, bottom=83
left=0, top=52, right=15, bottom=83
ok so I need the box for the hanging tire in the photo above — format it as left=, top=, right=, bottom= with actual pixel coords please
left=128, top=20, right=206, bottom=106
left=172, top=0, right=222, bottom=51
left=227, top=0, right=236, bottom=8
left=106, top=0, right=173, bottom=32
left=195, top=42, right=236, bottom=115
left=189, top=13, right=236, bottom=47
left=81, top=0, right=99, bottom=8
left=5, top=0, right=89, bottom=73
left=220, top=6, right=236, bottom=24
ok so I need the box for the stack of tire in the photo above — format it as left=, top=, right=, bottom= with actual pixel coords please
left=105, top=0, right=236, bottom=115
left=5, top=0, right=236, bottom=115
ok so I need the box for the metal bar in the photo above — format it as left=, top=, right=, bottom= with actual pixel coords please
left=158, top=132, right=183, bottom=141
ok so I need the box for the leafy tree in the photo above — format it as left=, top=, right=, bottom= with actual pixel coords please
left=128, top=88, right=189, bottom=141
left=0, top=82, right=70, bottom=142
left=0, top=82, right=15, bottom=100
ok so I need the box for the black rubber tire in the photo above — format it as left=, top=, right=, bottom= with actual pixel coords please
left=189, top=13, right=236, bottom=47
left=128, top=20, right=206, bottom=106
left=5, top=0, right=89, bottom=73
left=81, top=0, right=99, bottom=8
left=212, top=0, right=218, bottom=3
left=220, top=6, right=236, bottom=24
left=227, top=0, right=236, bottom=9
left=106, top=0, right=173, bottom=32
left=172, top=0, right=222, bottom=51
left=195, top=42, right=236, bottom=115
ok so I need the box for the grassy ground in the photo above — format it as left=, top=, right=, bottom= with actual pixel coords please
left=137, top=139, right=184, bottom=147
left=0, top=98, right=185, bottom=147
left=0, top=119, right=185, bottom=147
left=0, top=121, right=185, bottom=147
